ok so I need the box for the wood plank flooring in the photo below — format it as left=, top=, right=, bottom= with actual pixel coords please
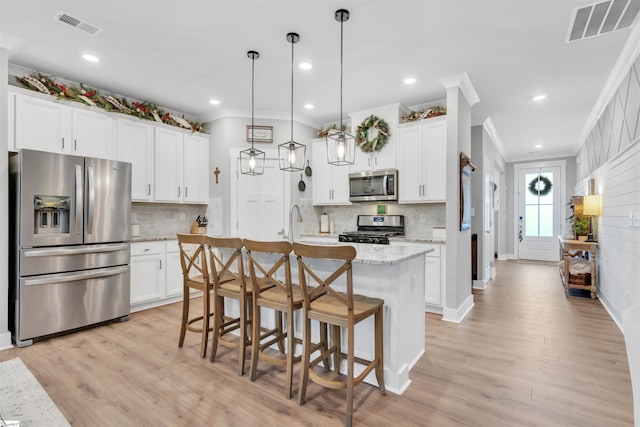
left=0, top=260, right=633, bottom=426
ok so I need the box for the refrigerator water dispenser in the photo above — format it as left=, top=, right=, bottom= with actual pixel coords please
left=34, top=195, right=70, bottom=234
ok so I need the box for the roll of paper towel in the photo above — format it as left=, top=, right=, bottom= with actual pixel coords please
left=320, top=213, right=329, bottom=234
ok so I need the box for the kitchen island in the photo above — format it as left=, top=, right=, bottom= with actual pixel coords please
left=292, top=239, right=431, bottom=394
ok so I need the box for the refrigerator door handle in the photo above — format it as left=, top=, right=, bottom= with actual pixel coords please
left=23, top=243, right=130, bottom=257
left=75, top=164, right=83, bottom=235
left=23, top=265, right=130, bottom=286
left=87, top=165, right=95, bottom=234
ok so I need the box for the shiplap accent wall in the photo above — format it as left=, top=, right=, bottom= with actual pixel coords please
left=577, top=55, right=640, bottom=326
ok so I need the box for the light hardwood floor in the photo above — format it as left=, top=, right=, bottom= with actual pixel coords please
left=1, top=260, right=634, bottom=426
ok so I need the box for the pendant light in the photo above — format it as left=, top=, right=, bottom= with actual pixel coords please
left=326, top=8, right=355, bottom=166
left=240, top=50, right=265, bottom=176
left=278, top=32, right=306, bottom=172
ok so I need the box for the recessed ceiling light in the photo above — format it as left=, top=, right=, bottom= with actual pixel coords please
left=534, top=144, right=543, bottom=149
left=532, top=94, right=547, bottom=101
left=304, top=104, right=314, bottom=109
left=299, top=62, right=312, bottom=70
left=404, top=77, right=416, bottom=85
left=82, top=54, right=99, bottom=63
left=209, top=99, right=220, bottom=105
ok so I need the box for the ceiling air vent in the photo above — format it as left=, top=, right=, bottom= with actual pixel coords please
left=53, top=10, right=103, bottom=37
left=567, top=0, right=640, bottom=42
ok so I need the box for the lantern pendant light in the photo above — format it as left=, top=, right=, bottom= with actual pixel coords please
left=279, top=32, right=306, bottom=172
left=240, top=50, right=265, bottom=176
left=327, top=8, right=355, bottom=166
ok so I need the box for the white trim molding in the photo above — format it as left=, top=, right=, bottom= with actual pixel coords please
left=0, top=332, right=12, bottom=351
left=437, top=72, right=480, bottom=107
left=442, top=294, right=475, bottom=323
left=482, top=117, right=507, bottom=161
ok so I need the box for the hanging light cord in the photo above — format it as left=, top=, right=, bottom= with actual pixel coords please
left=339, top=15, right=344, bottom=130
left=290, top=36, right=294, bottom=141
left=251, top=53, right=255, bottom=150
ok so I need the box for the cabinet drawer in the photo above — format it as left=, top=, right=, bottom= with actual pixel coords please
left=131, top=241, right=164, bottom=256
left=165, top=240, right=179, bottom=254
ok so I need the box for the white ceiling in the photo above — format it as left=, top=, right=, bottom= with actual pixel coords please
left=1, top=0, right=637, bottom=161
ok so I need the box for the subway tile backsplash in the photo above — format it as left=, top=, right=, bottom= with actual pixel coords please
left=299, top=199, right=445, bottom=239
left=132, top=203, right=207, bottom=238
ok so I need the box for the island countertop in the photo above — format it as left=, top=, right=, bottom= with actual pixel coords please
left=298, top=237, right=432, bottom=265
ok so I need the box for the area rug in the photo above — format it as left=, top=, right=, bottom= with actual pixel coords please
left=0, top=358, right=70, bottom=427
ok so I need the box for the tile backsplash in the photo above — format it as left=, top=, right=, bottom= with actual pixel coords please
left=299, top=199, right=445, bottom=239
left=132, top=203, right=207, bottom=238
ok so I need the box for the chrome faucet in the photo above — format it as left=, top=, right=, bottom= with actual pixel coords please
left=288, top=203, right=302, bottom=243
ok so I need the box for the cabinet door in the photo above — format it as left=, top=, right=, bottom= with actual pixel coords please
left=397, top=125, right=423, bottom=203
left=422, top=121, right=446, bottom=201
left=165, top=241, right=183, bottom=298
left=312, top=139, right=351, bottom=206
left=72, top=108, right=114, bottom=159
left=350, top=149, right=372, bottom=172
left=183, top=134, right=209, bottom=204
left=130, top=250, right=164, bottom=304
left=8, top=93, right=15, bottom=151
left=14, top=94, right=71, bottom=153
left=424, top=255, right=442, bottom=306
left=154, top=127, right=184, bottom=202
left=117, top=119, right=154, bottom=201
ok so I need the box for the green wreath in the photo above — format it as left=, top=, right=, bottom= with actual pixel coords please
left=356, top=115, right=390, bottom=152
left=528, top=175, right=552, bottom=196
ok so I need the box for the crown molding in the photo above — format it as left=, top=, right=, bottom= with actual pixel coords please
left=437, top=72, right=480, bottom=107
left=482, top=117, right=507, bottom=161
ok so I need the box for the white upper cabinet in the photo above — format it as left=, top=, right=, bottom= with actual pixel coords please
left=13, top=91, right=114, bottom=159
left=8, top=92, right=15, bottom=151
left=312, top=138, right=351, bottom=206
left=154, top=127, right=185, bottom=203
left=14, top=93, right=71, bottom=153
left=117, top=118, right=154, bottom=201
left=397, top=117, right=447, bottom=203
left=71, top=108, right=113, bottom=159
left=153, top=127, right=209, bottom=204
left=183, top=133, right=209, bottom=204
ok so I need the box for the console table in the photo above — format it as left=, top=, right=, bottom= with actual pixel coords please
left=558, top=236, right=598, bottom=298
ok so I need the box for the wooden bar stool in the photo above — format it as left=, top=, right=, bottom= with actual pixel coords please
left=244, top=239, right=328, bottom=399
left=176, top=233, right=212, bottom=358
left=294, top=242, right=385, bottom=427
left=206, top=236, right=272, bottom=375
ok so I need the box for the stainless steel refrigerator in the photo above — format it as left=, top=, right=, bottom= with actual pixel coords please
left=9, top=149, right=132, bottom=347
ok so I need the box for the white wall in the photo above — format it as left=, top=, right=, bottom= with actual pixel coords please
left=576, top=48, right=640, bottom=327
left=207, top=116, right=317, bottom=236
left=0, top=47, right=11, bottom=349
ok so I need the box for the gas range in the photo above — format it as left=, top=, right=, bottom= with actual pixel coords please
left=338, top=215, right=404, bottom=245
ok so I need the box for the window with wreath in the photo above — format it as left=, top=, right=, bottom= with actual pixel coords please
left=525, top=172, right=554, bottom=237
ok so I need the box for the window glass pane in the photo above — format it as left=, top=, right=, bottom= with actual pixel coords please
left=539, top=205, right=554, bottom=236
left=525, top=205, right=539, bottom=236
left=537, top=172, right=554, bottom=204
left=525, top=173, right=539, bottom=204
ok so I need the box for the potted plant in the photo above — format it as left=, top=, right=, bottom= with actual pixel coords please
left=572, top=216, right=589, bottom=240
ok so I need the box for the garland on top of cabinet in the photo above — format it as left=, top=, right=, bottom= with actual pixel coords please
left=356, top=115, right=390, bottom=152
left=528, top=175, right=553, bottom=197
left=16, top=73, right=207, bottom=133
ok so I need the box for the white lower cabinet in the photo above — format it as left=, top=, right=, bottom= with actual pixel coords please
left=130, top=240, right=184, bottom=312
left=164, top=241, right=183, bottom=298
left=423, top=243, right=446, bottom=313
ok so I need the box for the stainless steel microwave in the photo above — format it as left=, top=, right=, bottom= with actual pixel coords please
left=349, top=169, right=398, bottom=202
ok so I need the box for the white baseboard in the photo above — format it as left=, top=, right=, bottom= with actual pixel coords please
left=598, top=292, right=623, bottom=333
left=500, top=253, right=516, bottom=260
left=0, top=331, right=13, bottom=351
left=424, top=303, right=443, bottom=315
left=473, top=279, right=487, bottom=290
left=442, top=294, right=475, bottom=323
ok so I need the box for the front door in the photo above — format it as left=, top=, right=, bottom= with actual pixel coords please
left=517, top=162, right=564, bottom=261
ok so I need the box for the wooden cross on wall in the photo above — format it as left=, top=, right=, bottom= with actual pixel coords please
left=214, top=167, right=220, bottom=184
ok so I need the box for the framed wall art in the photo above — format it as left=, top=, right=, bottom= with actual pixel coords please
left=246, top=125, right=273, bottom=143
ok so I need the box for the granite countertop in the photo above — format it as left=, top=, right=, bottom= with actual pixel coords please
left=300, top=233, right=446, bottom=244
left=297, top=236, right=433, bottom=265
left=131, top=235, right=177, bottom=243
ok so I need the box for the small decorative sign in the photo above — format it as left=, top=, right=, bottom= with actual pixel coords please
left=247, top=125, right=273, bottom=143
